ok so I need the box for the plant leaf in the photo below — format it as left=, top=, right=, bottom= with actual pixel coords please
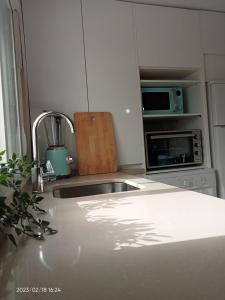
left=15, top=227, right=22, bottom=235
left=35, top=196, right=44, bottom=203
left=7, top=234, right=17, bottom=247
left=41, top=220, right=50, bottom=227
left=47, top=228, right=58, bottom=235
left=0, top=152, right=57, bottom=245
left=0, top=150, right=6, bottom=156
left=24, top=225, right=32, bottom=232
left=12, top=153, right=17, bottom=161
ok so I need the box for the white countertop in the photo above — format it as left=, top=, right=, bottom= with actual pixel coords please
left=1, top=173, right=225, bottom=300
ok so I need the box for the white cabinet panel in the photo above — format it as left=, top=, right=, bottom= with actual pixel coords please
left=146, top=168, right=217, bottom=197
left=23, top=0, right=88, bottom=119
left=200, top=11, right=225, bottom=55
left=205, top=55, right=225, bottom=82
left=83, top=0, right=145, bottom=166
left=210, top=84, right=225, bottom=126
left=22, top=0, right=88, bottom=161
left=134, top=4, right=202, bottom=68
left=213, top=127, right=225, bottom=198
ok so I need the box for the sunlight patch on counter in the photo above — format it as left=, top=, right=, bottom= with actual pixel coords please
left=77, top=191, right=225, bottom=250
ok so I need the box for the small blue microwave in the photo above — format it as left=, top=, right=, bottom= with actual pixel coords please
left=141, top=87, right=184, bottom=115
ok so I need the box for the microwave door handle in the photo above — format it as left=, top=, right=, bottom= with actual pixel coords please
left=150, top=133, right=195, bottom=140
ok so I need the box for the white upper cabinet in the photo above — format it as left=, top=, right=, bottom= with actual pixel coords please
left=82, top=0, right=145, bottom=166
left=209, top=84, right=225, bottom=126
left=205, top=55, right=225, bottom=81
left=22, top=0, right=88, bottom=161
left=199, top=11, right=225, bottom=55
left=134, top=4, right=202, bottom=68
left=22, top=0, right=88, bottom=119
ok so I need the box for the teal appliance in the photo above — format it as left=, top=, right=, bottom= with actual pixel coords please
left=44, top=115, right=71, bottom=177
left=46, top=146, right=70, bottom=177
left=141, top=87, right=184, bottom=115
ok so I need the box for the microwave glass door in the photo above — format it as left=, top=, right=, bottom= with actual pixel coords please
left=146, top=133, right=195, bottom=169
left=142, top=91, right=170, bottom=111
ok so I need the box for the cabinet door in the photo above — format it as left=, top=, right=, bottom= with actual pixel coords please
left=205, top=55, right=225, bottom=82
left=200, top=11, right=225, bottom=55
left=82, top=0, right=145, bottom=166
left=22, top=0, right=88, bottom=161
left=134, top=4, right=202, bottom=68
left=23, top=0, right=88, bottom=118
left=210, top=84, right=225, bottom=126
left=213, top=127, right=225, bottom=198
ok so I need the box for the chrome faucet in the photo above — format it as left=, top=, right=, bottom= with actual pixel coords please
left=31, top=111, right=75, bottom=193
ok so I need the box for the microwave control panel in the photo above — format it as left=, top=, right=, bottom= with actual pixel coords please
left=172, top=88, right=183, bottom=113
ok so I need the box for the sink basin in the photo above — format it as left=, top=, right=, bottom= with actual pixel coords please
left=53, top=182, right=139, bottom=199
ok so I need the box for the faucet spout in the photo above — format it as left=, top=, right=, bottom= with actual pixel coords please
left=31, top=111, right=75, bottom=192
left=32, top=111, right=74, bottom=162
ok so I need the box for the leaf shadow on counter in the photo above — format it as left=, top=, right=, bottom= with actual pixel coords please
left=76, top=197, right=172, bottom=251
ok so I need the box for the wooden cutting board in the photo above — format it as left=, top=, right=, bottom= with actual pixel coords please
left=74, top=112, right=118, bottom=175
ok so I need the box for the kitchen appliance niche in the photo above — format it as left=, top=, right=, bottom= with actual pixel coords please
left=139, top=67, right=211, bottom=173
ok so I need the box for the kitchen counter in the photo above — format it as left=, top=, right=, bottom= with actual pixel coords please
left=1, top=172, right=225, bottom=300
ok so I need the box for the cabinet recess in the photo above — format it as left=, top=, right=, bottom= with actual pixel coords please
left=140, top=67, right=211, bottom=173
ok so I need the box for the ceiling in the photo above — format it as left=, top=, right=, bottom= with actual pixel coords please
left=118, top=0, right=225, bottom=12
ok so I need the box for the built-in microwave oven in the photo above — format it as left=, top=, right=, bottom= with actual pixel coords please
left=141, top=87, right=184, bottom=115
left=145, top=130, right=203, bottom=170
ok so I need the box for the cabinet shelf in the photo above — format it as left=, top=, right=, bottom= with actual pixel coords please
left=143, top=113, right=202, bottom=120
left=140, top=79, right=200, bottom=88
left=207, top=80, right=225, bottom=85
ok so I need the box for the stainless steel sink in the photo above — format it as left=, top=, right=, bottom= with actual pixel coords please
left=53, top=182, right=139, bottom=198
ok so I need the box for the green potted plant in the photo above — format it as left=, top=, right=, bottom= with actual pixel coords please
left=0, top=150, right=57, bottom=246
